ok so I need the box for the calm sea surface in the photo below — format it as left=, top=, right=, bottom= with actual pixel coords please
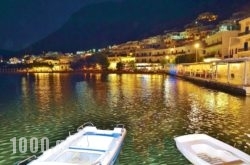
left=0, top=73, right=250, bottom=165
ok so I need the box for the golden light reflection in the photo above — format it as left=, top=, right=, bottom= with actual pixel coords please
left=187, top=94, right=202, bottom=133
left=18, top=73, right=250, bottom=157
left=105, top=74, right=169, bottom=157
left=34, top=73, right=53, bottom=112
left=21, top=75, right=32, bottom=111
left=107, top=74, right=165, bottom=108
left=167, top=75, right=250, bottom=138
left=27, top=73, right=72, bottom=113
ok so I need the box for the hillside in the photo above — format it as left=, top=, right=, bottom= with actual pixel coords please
left=22, top=0, right=249, bottom=54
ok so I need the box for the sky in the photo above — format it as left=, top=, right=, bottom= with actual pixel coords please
left=0, top=0, right=249, bottom=53
left=0, top=0, right=115, bottom=51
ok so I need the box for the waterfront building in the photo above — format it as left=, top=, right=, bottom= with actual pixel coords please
left=140, top=35, right=165, bottom=49
left=25, top=54, right=73, bottom=72
left=53, top=55, right=73, bottom=71
left=108, top=42, right=137, bottom=70
left=185, top=23, right=204, bottom=41
left=229, top=17, right=250, bottom=58
left=167, top=57, right=250, bottom=95
left=8, top=57, right=21, bottom=64
left=110, top=41, right=140, bottom=57
left=108, top=55, right=136, bottom=70
left=23, top=55, right=38, bottom=64
left=217, top=19, right=239, bottom=32
left=204, top=30, right=239, bottom=60
left=135, top=48, right=167, bottom=62
left=106, top=16, right=250, bottom=71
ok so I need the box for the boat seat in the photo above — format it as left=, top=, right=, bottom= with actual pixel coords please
left=69, top=131, right=120, bottom=153
left=215, top=159, right=244, bottom=165
left=68, top=146, right=106, bottom=152
left=83, top=132, right=121, bottom=138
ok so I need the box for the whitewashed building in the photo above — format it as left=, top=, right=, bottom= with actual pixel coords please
left=229, top=17, right=250, bottom=58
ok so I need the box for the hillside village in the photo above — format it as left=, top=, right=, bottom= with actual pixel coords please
left=1, top=11, right=250, bottom=73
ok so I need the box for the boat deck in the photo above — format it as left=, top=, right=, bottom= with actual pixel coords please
left=50, top=130, right=121, bottom=164
left=175, top=134, right=250, bottom=165
left=27, top=126, right=126, bottom=165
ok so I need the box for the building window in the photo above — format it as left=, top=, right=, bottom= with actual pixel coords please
left=244, top=42, right=248, bottom=51
left=245, top=26, right=249, bottom=33
left=230, top=49, right=233, bottom=56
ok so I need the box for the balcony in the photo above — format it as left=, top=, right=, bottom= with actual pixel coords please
left=205, top=41, right=222, bottom=47
left=237, top=48, right=250, bottom=57
left=169, top=50, right=186, bottom=55
left=238, top=31, right=250, bottom=36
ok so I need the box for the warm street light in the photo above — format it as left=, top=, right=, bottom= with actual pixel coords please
left=194, top=43, right=200, bottom=62
left=170, top=48, right=175, bottom=54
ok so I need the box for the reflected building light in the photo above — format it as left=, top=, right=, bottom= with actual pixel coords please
left=52, top=73, right=64, bottom=104
left=34, top=73, right=51, bottom=112
left=194, top=43, right=200, bottom=63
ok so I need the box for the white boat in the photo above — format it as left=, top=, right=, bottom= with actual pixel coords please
left=18, top=122, right=126, bottom=165
left=174, top=134, right=250, bottom=165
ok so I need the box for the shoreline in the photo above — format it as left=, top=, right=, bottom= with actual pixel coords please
left=3, top=69, right=248, bottom=96
left=168, top=73, right=250, bottom=96
left=0, top=70, right=167, bottom=74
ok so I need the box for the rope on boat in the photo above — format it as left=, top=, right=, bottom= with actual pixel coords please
left=116, top=124, right=125, bottom=133
left=77, top=121, right=94, bottom=131
left=116, top=124, right=124, bottom=128
left=16, top=155, right=37, bottom=165
left=91, top=160, right=102, bottom=165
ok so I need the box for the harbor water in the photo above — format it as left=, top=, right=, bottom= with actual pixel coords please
left=0, top=73, right=250, bottom=165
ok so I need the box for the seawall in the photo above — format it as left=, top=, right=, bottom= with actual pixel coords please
left=169, top=73, right=248, bottom=96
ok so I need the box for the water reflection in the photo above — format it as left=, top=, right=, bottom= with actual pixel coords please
left=0, top=73, right=249, bottom=164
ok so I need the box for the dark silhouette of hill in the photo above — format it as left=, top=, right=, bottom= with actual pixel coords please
left=22, top=0, right=249, bottom=54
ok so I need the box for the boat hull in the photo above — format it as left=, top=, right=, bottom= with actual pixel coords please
left=174, top=134, right=250, bottom=165
left=24, top=124, right=126, bottom=165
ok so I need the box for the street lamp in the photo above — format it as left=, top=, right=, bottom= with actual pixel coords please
left=194, top=43, right=200, bottom=62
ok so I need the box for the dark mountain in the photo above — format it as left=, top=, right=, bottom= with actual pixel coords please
left=0, top=0, right=110, bottom=51
left=23, top=0, right=250, bottom=54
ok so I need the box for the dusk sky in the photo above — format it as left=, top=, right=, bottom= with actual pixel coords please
left=0, top=0, right=249, bottom=53
left=0, top=0, right=111, bottom=51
